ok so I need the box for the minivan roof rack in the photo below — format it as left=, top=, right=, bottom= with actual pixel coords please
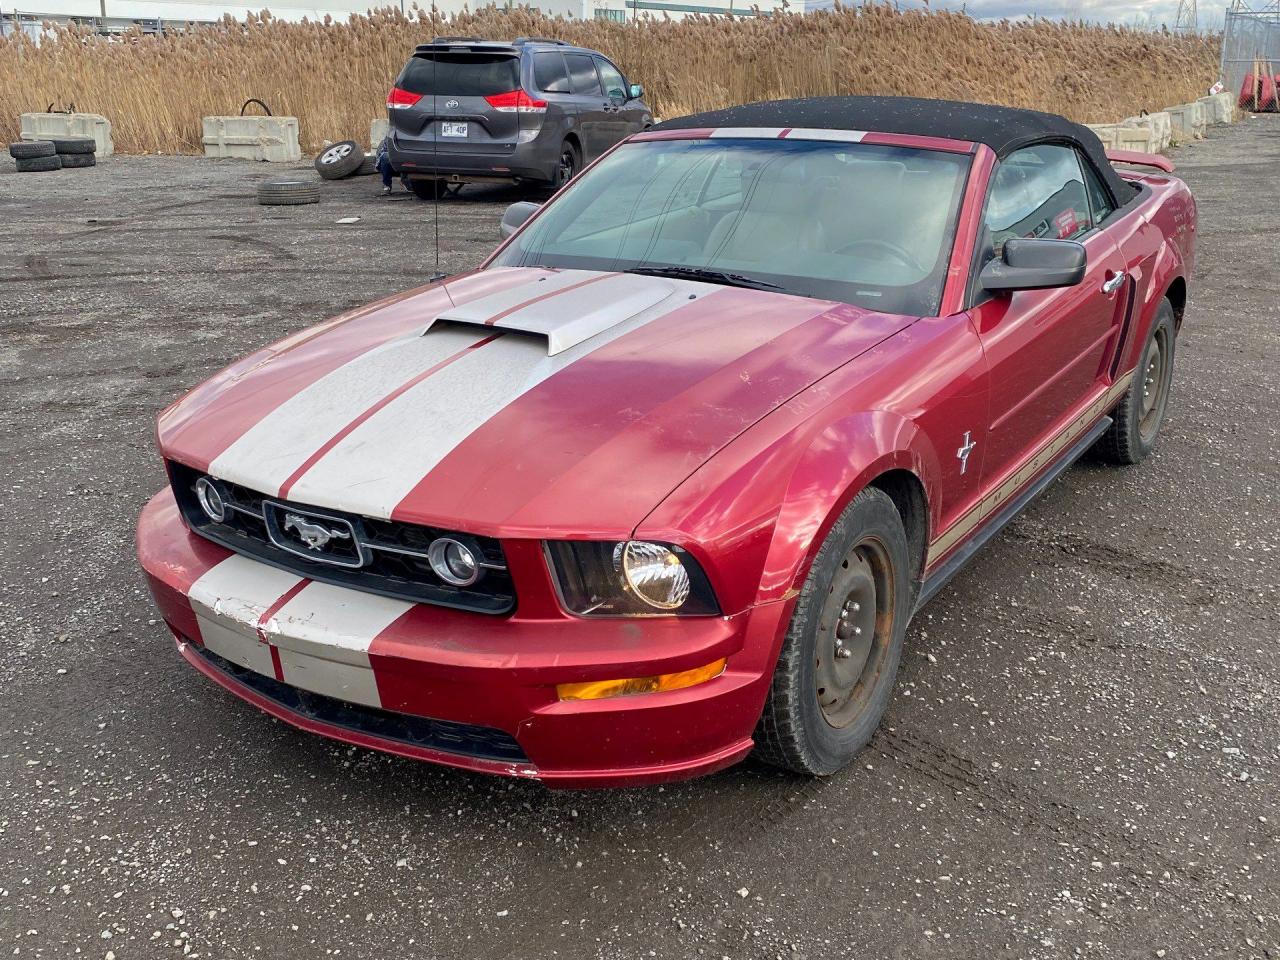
left=430, top=35, right=487, bottom=43
left=512, top=36, right=568, bottom=45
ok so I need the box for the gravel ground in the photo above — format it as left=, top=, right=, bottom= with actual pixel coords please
left=1, top=117, right=1278, bottom=960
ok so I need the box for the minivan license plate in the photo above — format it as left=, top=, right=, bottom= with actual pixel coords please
left=441, top=122, right=468, bottom=138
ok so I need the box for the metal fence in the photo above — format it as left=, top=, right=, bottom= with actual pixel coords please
left=1221, top=2, right=1280, bottom=104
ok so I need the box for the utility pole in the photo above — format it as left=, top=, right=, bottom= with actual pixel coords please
left=1174, top=0, right=1197, bottom=32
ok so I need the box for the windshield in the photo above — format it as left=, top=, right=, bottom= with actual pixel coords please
left=492, top=138, right=971, bottom=315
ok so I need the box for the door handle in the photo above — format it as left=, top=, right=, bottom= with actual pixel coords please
left=1101, top=272, right=1126, bottom=295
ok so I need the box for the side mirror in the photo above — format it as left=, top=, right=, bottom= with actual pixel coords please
left=500, top=201, right=540, bottom=240
left=628, top=83, right=644, bottom=101
left=980, top=238, right=1086, bottom=293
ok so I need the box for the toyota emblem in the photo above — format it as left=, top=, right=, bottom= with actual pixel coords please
left=445, top=99, right=460, bottom=109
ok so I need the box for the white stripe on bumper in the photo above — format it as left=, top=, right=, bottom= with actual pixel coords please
left=266, top=582, right=412, bottom=707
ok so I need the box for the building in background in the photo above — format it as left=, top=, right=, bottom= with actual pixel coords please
left=0, top=0, right=811, bottom=37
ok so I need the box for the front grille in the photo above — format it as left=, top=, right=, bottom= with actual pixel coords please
left=169, top=461, right=516, bottom=615
left=194, top=644, right=528, bottom=763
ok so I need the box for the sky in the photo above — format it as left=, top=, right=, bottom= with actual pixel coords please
left=807, top=0, right=1222, bottom=31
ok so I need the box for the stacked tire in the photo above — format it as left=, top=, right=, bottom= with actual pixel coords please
left=8, top=137, right=98, bottom=172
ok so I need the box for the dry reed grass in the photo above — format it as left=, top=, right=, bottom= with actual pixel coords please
left=0, top=4, right=1221, bottom=155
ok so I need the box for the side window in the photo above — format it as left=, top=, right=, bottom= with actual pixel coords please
left=1081, top=156, right=1115, bottom=225
left=533, top=52, right=570, bottom=94
left=980, top=144, right=1093, bottom=270
left=595, top=57, right=627, bottom=101
left=565, top=53, right=603, bottom=97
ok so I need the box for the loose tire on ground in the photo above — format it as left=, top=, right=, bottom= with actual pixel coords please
left=314, top=140, right=364, bottom=180
left=256, top=179, right=321, bottom=206
left=15, top=155, right=63, bottom=173
left=357, top=154, right=377, bottom=176
left=1094, top=299, right=1177, bottom=465
left=9, top=140, right=56, bottom=160
left=50, top=137, right=96, bottom=155
left=755, top=486, right=912, bottom=776
left=60, top=153, right=97, bottom=169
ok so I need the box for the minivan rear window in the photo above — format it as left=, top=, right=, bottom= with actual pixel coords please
left=398, top=53, right=520, bottom=97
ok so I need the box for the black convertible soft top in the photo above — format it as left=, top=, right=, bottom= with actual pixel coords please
left=654, top=96, right=1134, bottom=205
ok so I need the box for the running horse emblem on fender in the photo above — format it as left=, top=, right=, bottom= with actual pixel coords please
left=283, top=513, right=352, bottom=552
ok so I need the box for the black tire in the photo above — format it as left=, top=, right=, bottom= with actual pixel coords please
left=356, top=153, right=377, bottom=176
left=755, top=487, right=912, bottom=775
left=1094, top=299, right=1177, bottom=465
left=15, top=155, right=63, bottom=172
left=407, top=178, right=445, bottom=201
left=313, top=140, right=363, bottom=180
left=51, top=137, right=96, bottom=155
left=60, top=153, right=97, bottom=168
left=256, top=179, right=321, bottom=206
left=553, top=139, right=580, bottom=190
left=9, top=140, right=55, bottom=159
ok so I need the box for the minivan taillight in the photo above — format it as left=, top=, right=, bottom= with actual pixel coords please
left=484, top=90, right=548, bottom=114
left=387, top=87, right=423, bottom=110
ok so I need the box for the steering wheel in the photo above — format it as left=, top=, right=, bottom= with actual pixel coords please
left=835, top=238, right=926, bottom=275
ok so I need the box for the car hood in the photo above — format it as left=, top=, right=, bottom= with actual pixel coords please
left=159, top=267, right=915, bottom=537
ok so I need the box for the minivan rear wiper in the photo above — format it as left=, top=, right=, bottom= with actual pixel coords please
left=624, top=265, right=785, bottom=292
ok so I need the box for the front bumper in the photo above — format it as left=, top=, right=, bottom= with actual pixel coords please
left=137, top=489, right=784, bottom=787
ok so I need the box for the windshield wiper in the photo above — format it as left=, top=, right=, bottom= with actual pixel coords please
left=623, top=265, right=785, bottom=292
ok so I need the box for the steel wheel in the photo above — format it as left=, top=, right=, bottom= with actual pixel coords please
left=755, top=487, right=911, bottom=775
left=1138, top=323, right=1170, bottom=444
left=814, top=536, right=897, bottom=729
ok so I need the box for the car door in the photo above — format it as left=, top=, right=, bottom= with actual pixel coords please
left=593, top=56, right=640, bottom=142
left=564, top=52, right=609, bottom=160
left=968, top=143, right=1131, bottom=486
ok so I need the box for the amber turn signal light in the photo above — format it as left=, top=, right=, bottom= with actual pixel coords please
left=556, top=658, right=727, bottom=702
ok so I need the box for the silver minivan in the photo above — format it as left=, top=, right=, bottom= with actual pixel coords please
left=386, top=36, right=653, bottom=198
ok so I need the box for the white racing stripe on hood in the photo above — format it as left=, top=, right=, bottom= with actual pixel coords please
left=438, top=268, right=605, bottom=322
left=208, top=325, right=489, bottom=496
left=285, top=274, right=718, bottom=518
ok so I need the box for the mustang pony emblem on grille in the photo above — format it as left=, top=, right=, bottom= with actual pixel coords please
left=283, top=513, right=351, bottom=551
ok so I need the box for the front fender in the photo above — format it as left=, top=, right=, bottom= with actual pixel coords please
left=636, top=402, right=940, bottom=617
left=757, top=410, right=937, bottom=603
left=637, top=312, right=984, bottom=620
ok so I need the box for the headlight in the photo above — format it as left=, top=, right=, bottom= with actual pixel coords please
left=546, top=540, right=719, bottom=617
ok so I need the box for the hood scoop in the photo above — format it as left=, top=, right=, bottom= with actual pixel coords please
left=425, top=270, right=676, bottom=356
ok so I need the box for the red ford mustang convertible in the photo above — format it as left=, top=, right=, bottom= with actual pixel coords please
left=138, top=97, right=1195, bottom=787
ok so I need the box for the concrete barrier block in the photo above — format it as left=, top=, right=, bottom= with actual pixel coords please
left=1120, top=112, right=1172, bottom=152
left=201, top=116, right=301, bottom=162
left=1200, top=92, right=1235, bottom=124
left=1114, top=125, right=1159, bottom=153
left=1087, top=123, right=1121, bottom=149
left=370, top=118, right=389, bottom=150
left=1164, top=102, right=1206, bottom=143
left=20, top=112, right=114, bottom=155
